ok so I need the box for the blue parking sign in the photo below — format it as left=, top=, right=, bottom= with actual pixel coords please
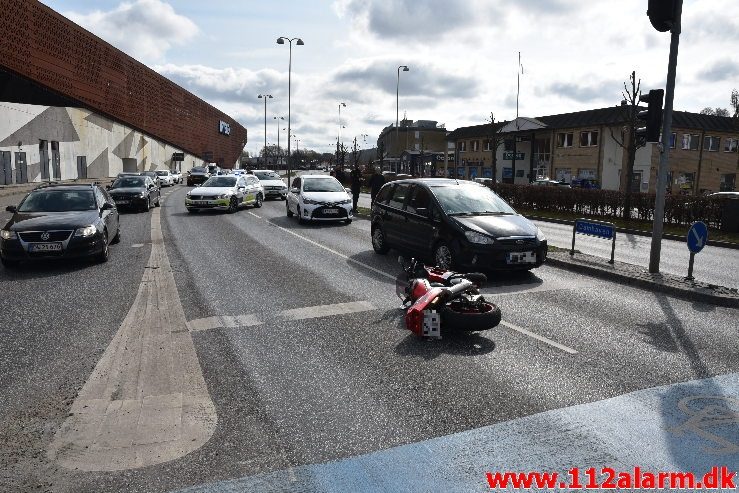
left=686, top=222, right=708, bottom=254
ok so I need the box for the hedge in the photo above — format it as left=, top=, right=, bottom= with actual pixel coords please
left=489, top=183, right=726, bottom=229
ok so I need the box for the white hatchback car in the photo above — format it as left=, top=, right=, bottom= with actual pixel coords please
left=286, top=175, right=353, bottom=224
left=155, top=170, right=175, bottom=187
left=252, top=169, right=288, bottom=200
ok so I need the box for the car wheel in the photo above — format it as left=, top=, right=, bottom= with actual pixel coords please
left=286, top=201, right=294, bottom=217
left=142, top=197, right=151, bottom=213
left=155, top=195, right=161, bottom=207
left=228, top=196, right=239, bottom=213
left=372, top=225, right=390, bottom=254
left=1, top=257, right=19, bottom=269
left=280, top=196, right=287, bottom=201
left=97, top=231, right=110, bottom=263
left=111, top=227, right=121, bottom=244
left=434, top=242, right=454, bottom=270
left=298, top=207, right=306, bottom=224
left=254, top=193, right=263, bottom=208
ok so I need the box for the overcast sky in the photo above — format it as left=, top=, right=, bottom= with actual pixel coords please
left=42, top=0, right=739, bottom=155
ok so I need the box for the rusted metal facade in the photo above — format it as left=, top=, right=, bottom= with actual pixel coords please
left=0, top=0, right=247, bottom=166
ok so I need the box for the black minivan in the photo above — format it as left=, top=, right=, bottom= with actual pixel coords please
left=370, top=178, right=547, bottom=270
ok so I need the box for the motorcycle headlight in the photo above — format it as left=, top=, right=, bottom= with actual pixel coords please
left=536, top=227, right=546, bottom=242
left=74, top=225, right=97, bottom=237
left=465, top=230, right=495, bottom=245
left=1, top=229, right=17, bottom=240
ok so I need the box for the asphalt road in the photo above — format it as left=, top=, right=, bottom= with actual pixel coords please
left=1, top=185, right=737, bottom=492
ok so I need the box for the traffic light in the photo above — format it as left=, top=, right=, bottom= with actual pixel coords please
left=647, top=0, right=678, bottom=32
left=636, top=89, right=664, bottom=143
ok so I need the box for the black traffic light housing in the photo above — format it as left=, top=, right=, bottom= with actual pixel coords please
left=647, top=0, right=679, bottom=32
left=636, top=89, right=664, bottom=143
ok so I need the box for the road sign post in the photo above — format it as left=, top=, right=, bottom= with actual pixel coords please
left=685, top=221, right=707, bottom=280
left=571, top=219, right=617, bottom=264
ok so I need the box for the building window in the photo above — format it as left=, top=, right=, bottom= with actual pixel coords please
left=471, top=140, right=480, bottom=152
left=723, top=137, right=738, bottom=152
left=703, top=136, right=720, bottom=152
left=504, top=139, right=514, bottom=151
left=720, top=173, right=736, bottom=191
left=555, top=168, right=572, bottom=183
left=579, top=131, right=599, bottom=147
left=682, top=134, right=700, bottom=150
left=556, top=132, right=573, bottom=148
left=458, top=141, right=466, bottom=152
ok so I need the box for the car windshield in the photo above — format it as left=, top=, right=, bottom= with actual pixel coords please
left=18, top=190, right=97, bottom=212
left=254, top=171, right=280, bottom=181
left=430, top=185, right=516, bottom=216
left=191, top=167, right=207, bottom=173
left=111, top=177, right=146, bottom=188
left=303, top=178, right=345, bottom=192
left=202, top=177, right=237, bottom=187
left=155, top=171, right=168, bottom=176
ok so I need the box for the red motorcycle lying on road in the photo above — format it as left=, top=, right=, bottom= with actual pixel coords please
left=396, top=257, right=502, bottom=339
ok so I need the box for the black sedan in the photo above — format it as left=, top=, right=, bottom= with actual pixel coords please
left=107, top=175, right=161, bottom=212
left=370, top=178, right=547, bottom=270
left=187, top=166, right=210, bottom=186
left=0, top=183, right=120, bottom=268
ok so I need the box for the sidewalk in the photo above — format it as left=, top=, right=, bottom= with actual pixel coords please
left=546, top=250, right=739, bottom=308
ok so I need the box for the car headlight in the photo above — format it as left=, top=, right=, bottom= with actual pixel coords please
left=338, top=199, right=351, bottom=205
left=74, top=225, right=97, bottom=237
left=1, top=230, right=17, bottom=240
left=536, top=227, right=546, bottom=242
left=303, top=198, right=319, bottom=205
left=465, top=230, right=495, bottom=245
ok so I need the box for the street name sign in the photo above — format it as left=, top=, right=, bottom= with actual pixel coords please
left=571, top=219, right=617, bottom=264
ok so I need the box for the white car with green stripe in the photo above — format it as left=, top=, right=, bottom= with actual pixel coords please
left=185, top=175, right=263, bottom=213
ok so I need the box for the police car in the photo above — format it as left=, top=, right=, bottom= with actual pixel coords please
left=185, top=175, right=264, bottom=213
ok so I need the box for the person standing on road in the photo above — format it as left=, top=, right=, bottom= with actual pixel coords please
left=350, top=165, right=363, bottom=214
left=369, top=167, right=385, bottom=206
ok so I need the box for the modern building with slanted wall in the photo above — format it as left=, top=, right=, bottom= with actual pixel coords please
left=0, top=0, right=247, bottom=186
left=446, top=107, right=739, bottom=193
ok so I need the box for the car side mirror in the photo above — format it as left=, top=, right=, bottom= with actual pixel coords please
left=101, top=202, right=114, bottom=211
left=105, top=185, right=111, bottom=190
left=345, top=188, right=352, bottom=195
left=6, top=205, right=17, bottom=213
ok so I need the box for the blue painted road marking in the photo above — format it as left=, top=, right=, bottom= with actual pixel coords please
left=687, top=221, right=708, bottom=254
left=178, top=373, right=739, bottom=493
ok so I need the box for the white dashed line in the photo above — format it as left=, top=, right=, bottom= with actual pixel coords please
left=500, top=320, right=578, bottom=354
left=248, top=212, right=261, bottom=218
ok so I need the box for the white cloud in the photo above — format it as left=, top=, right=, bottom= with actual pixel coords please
left=64, top=0, right=198, bottom=63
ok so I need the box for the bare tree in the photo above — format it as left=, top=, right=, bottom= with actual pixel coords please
left=376, top=140, right=386, bottom=170
left=609, top=71, right=645, bottom=220
left=486, top=112, right=505, bottom=184
left=700, top=107, right=730, bottom=116
left=730, top=89, right=739, bottom=118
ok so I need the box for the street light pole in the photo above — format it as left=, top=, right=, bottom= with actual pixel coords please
left=274, top=116, right=284, bottom=169
left=396, top=65, right=409, bottom=159
left=277, top=36, right=304, bottom=185
left=337, top=102, right=346, bottom=170
left=258, top=94, right=273, bottom=167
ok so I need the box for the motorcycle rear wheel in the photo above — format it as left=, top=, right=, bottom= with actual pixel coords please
left=440, top=302, right=501, bottom=332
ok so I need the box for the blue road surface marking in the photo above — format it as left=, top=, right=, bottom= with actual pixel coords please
left=178, top=373, right=739, bottom=493
left=575, top=220, right=614, bottom=239
left=687, top=221, right=709, bottom=254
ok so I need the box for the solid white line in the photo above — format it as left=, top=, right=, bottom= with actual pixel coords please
left=265, top=219, right=396, bottom=281
left=500, top=320, right=578, bottom=354
left=248, top=212, right=261, bottom=218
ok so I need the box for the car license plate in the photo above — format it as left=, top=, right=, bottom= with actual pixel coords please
left=507, top=251, right=536, bottom=264
left=29, top=242, right=63, bottom=252
left=194, top=200, right=209, bottom=205
left=115, top=200, right=129, bottom=205
left=323, top=208, right=339, bottom=214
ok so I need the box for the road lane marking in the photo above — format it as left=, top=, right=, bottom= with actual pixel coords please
left=48, top=204, right=217, bottom=471
left=264, top=219, right=396, bottom=281
left=187, top=301, right=377, bottom=332
left=131, top=243, right=144, bottom=248
left=500, top=320, right=578, bottom=354
left=279, top=301, right=376, bottom=321
left=248, top=212, right=262, bottom=218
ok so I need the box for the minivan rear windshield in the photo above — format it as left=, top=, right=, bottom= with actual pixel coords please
left=430, top=185, right=516, bottom=216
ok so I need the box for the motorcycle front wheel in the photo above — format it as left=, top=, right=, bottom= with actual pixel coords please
left=440, top=302, right=501, bottom=332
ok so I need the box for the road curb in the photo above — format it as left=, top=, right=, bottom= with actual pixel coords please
left=545, top=252, right=739, bottom=309
left=528, top=215, right=739, bottom=250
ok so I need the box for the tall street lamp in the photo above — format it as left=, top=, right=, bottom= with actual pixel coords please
left=274, top=116, right=285, bottom=168
left=258, top=94, right=273, bottom=166
left=277, top=36, right=304, bottom=185
left=337, top=102, right=346, bottom=169
left=396, top=65, right=409, bottom=156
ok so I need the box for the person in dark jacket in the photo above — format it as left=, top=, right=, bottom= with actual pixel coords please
left=349, top=165, right=363, bottom=213
left=369, top=167, right=385, bottom=206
